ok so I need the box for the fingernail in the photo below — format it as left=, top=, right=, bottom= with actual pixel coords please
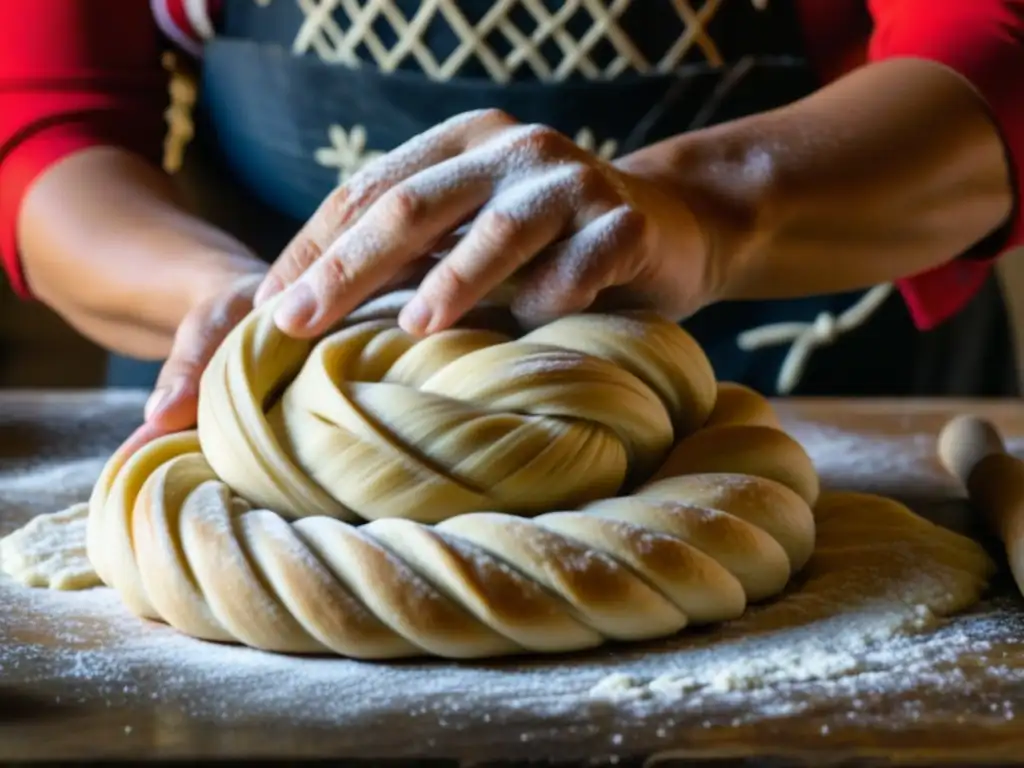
left=273, top=282, right=317, bottom=332
left=253, top=274, right=282, bottom=307
left=399, top=295, right=433, bottom=335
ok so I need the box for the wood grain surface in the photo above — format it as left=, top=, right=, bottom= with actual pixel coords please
left=2, top=391, right=1024, bottom=767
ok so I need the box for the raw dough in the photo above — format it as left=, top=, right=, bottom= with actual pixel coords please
left=8, top=289, right=980, bottom=664
left=0, top=502, right=100, bottom=590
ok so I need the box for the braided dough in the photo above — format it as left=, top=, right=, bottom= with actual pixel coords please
left=86, top=292, right=817, bottom=658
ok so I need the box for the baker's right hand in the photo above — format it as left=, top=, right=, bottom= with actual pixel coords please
left=118, top=270, right=267, bottom=457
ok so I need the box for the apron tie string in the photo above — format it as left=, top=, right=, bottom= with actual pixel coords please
left=736, top=283, right=893, bottom=395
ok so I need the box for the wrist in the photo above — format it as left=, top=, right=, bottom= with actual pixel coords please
left=100, top=248, right=266, bottom=362
left=616, top=124, right=783, bottom=304
left=184, top=249, right=268, bottom=310
left=99, top=223, right=266, bottom=347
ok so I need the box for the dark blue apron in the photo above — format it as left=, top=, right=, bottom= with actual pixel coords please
left=107, top=0, right=1019, bottom=397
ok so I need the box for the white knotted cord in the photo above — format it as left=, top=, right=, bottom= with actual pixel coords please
left=736, top=283, right=894, bottom=395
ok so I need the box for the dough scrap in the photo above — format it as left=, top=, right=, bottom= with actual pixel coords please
left=0, top=502, right=100, bottom=591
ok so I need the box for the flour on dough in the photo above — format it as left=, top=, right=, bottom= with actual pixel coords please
left=0, top=502, right=100, bottom=590
left=0, top=489, right=995, bottom=683
left=591, top=491, right=995, bottom=704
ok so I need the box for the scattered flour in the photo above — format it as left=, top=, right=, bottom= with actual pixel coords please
left=2, top=396, right=1024, bottom=763
left=788, top=423, right=939, bottom=494
left=790, top=419, right=1024, bottom=499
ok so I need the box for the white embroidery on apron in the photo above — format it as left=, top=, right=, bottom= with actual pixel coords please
left=315, top=124, right=386, bottom=183
left=291, top=0, right=727, bottom=81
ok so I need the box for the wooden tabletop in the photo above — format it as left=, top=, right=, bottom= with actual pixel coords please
left=2, top=391, right=1024, bottom=767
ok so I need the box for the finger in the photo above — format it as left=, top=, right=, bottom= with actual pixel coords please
left=255, top=109, right=516, bottom=307
left=116, top=421, right=169, bottom=460
left=510, top=205, right=647, bottom=328
left=144, top=278, right=261, bottom=430
left=397, top=163, right=612, bottom=336
left=271, top=153, right=503, bottom=337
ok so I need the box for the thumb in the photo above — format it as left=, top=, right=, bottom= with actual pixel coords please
left=144, top=278, right=260, bottom=433
left=142, top=317, right=214, bottom=434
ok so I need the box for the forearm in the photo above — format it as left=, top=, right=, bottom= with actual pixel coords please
left=620, top=58, right=1014, bottom=301
left=17, top=146, right=266, bottom=359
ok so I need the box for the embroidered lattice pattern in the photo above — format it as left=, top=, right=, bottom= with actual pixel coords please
left=292, top=0, right=726, bottom=83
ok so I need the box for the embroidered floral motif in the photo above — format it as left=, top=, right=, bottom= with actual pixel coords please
left=574, top=128, right=618, bottom=161
left=314, top=124, right=385, bottom=184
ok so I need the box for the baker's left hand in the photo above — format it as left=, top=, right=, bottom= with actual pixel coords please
left=254, top=109, right=725, bottom=337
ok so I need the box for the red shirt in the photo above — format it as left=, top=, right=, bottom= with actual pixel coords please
left=1, top=0, right=1022, bottom=331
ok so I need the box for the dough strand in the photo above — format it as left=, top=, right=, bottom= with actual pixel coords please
left=9, top=293, right=827, bottom=659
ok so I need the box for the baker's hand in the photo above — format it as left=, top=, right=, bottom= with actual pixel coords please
left=120, top=271, right=266, bottom=457
left=254, top=109, right=720, bottom=337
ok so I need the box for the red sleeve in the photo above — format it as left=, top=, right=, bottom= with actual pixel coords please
left=867, top=0, right=1024, bottom=330
left=0, top=1, right=168, bottom=299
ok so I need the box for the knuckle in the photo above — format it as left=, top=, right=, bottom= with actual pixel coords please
left=222, top=284, right=259, bottom=322
left=322, top=172, right=387, bottom=228
left=512, top=124, right=566, bottom=157
left=316, top=253, right=357, bottom=296
left=478, top=208, right=525, bottom=248
left=427, top=259, right=473, bottom=307
left=567, top=163, right=614, bottom=198
left=165, top=326, right=208, bottom=373
left=189, top=291, right=250, bottom=346
left=201, top=300, right=233, bottom=334
left=352, top=151, right=387, bottom=180
left=379, top=184, right=425, bottom=229
left=279, top=236, right=323, bottom=279
left=477, top=108, right=516, bottom=127
left=321, top=187, right=353, bottom=226
left=344, top=172, right=387, bottom=210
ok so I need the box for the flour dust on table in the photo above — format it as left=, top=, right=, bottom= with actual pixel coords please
left=0, top=485, right=1005, bottom=760
left=589, top=491, right=994, bottom=704
left=0, top=387, right=1014, bottom=763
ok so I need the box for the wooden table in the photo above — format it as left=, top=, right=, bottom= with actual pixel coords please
left=2, top=391, right=1024, bottom=767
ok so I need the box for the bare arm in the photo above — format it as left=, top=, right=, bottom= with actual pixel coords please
left=621, top=0, right=1024, bottom=323
left=18, top=146, right=265, bottom=361
left=0, top=0, right=267, bottom=364
left=618, top=57, right=1014, bottom=302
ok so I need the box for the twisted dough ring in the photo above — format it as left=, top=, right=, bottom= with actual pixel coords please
left=85, top=291, right=819, bottom=659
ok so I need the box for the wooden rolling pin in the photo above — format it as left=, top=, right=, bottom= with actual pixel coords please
left=938, top=414, right=1024, bottom=596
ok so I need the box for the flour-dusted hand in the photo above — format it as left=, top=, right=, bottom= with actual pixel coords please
left=254, top=109, right=719, bottom=337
